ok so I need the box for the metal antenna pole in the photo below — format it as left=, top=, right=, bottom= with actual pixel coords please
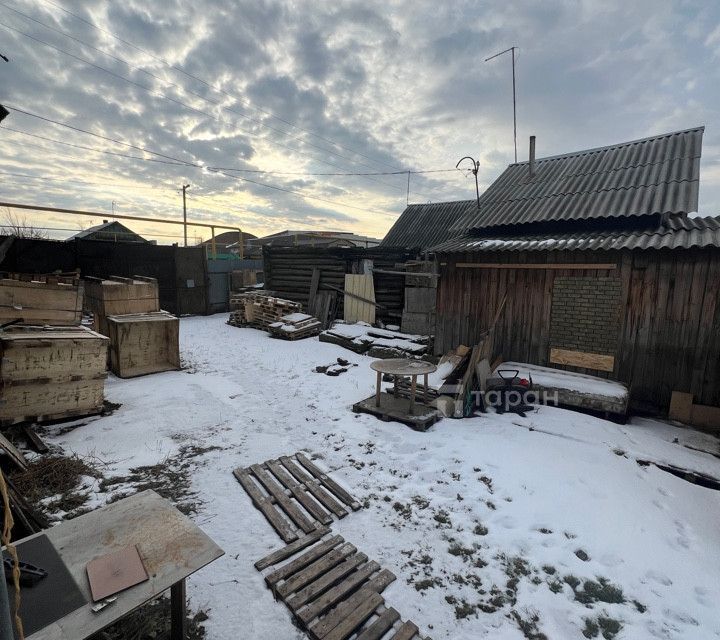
left=485, top=46, right=518, bottom=163
left=456, top=157, right=480, bottom=209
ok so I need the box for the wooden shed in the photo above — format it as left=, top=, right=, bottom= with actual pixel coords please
left=423, top=127, right=720, bottom=414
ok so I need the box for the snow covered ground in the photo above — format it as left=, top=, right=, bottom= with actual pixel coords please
left=42, top=314, right=720, bottom=639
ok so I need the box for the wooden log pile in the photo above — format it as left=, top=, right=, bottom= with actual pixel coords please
left=268, top=313, right=323, bottom=341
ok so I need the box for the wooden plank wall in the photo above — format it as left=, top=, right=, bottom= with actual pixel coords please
left=263, top=246, right=414, bottom=322
left=435, top=247, right=720, bottom=413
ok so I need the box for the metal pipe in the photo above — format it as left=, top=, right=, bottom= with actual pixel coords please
left=0, top=201, right=242, bottom=233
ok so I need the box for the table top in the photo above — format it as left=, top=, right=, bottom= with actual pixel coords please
left=370, top=358, right=437, bottom=376
left=24, top=490, right=224, bottom=640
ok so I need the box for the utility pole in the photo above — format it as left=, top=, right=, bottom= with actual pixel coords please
left=485, top=46, right=518, bottom=163
left=181, top=184, right=190, bottom=247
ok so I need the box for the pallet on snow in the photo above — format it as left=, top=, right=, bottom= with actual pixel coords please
left=268, top=313, right=323, bottom=340
left=228, top=292, right=300, bottom=328
left=255, top=529, right=432, bottom=640
left=234, top=452, right=360, bottom=543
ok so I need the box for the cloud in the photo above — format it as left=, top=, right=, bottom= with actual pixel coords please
left=0, top=0, right=718, bottom=245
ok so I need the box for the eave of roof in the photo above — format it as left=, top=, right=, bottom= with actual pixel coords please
left=432, top=215, right=720, bottom=253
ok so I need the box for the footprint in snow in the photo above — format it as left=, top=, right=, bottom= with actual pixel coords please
left=645, top=570, right=673, bottom=586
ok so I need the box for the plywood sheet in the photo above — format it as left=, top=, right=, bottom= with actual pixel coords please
left=344, top=274, right=375, bottom=324
left=549, top=348, right=615, bottom=372
left=86, top=544, right=148, bottom=601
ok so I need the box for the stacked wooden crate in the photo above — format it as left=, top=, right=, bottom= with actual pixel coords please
left=0, top=271, right=83, bottom=325
left=0, top=272, right=108, bottom=425
left=84, top=276, right=159, bottom=335
left=0, top=326, right=108, bottom=426
left=83, top=276, right=180, bottom=378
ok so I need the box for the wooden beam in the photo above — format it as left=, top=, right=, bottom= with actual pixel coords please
left=549, top=348, right=615, bottom=372
left=455, top=262, right=617, bottom=270
left=370, top=269, right=440, bottom=278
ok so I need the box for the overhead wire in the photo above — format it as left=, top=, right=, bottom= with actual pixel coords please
left=4, top=107, right=400, bottom=216
left=0, top=16, right=433, bottom=198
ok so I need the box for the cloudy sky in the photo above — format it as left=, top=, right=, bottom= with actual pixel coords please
left=0, top=0, right=719, bottom=244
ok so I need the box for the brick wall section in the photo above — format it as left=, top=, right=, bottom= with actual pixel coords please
left=550, top=276, right=622, bottom=354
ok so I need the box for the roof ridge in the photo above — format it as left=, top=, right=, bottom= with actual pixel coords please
left=510, top=126, right=705, bottom=166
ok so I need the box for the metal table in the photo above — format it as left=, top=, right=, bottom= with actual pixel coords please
left=20, top=490, right=224, bottom=640
left=370, top=358, right=437, bottom=415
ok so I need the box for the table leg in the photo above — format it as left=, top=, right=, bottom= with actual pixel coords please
left=375, top=370, right=382, bottom=407
left=393, top=375, right=398, bottom=398
left=409, top=375, right=417, bottom=415
left=424, top=373, right=429, bottom=402
left=170, top=579, right=187, bottom=640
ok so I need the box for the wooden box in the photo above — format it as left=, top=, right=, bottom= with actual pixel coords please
left=106, top=312, right=180, bottom=378
left=0, top=273, right=83, bottom=325
left=84, top=276, right=159, bottom=335
left=0, top=326, right=108, bottom=426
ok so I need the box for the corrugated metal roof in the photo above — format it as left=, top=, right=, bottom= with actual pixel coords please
left=432, top=215, right=720, bottom=253
left=450, top=127, right=704, bottom=232
left=380, top=200, right=474, bottom=249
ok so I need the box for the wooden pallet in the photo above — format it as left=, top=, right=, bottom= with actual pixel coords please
left=268, top=313, right=323, bottom=341
left=255, top=530, right=431, bottom=640
left=234, top=453, right=360, bottom=543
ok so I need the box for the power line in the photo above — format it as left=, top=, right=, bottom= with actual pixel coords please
left=209, top=167, right=458, bottom=176
left=0, top=18, right=423, bottom=197
left=0, top=4, right=397, bottom=175
left=3, top=124, right=457, bottom=180
left=5, top=106, right=195, bottom=166
left=4, top=107, right=399, bottom=216
left=0, top=126, right=188, bottom=166
left=39, top=0, right=403, bottom=171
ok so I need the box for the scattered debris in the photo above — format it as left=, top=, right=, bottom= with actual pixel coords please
left=314, top=358, right=358, bottom=376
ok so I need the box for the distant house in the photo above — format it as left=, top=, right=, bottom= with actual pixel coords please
left=380, top=200, right=472, bottom=251
left=67, top=221, right=150, bottom=243
left=200, top=231, right=257, bottom=256
left=231, top=230, right=381, bottom=258
left=411, top=126, right=720, bottom=414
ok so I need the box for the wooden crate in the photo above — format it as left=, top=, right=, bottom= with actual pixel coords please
left=0, top=273, right=83, bottom=325
left=84, top=276, right=159, bottom=335
left=0, top=325, right=108, bottom=426
left=106, top=312, right=180, bottom=378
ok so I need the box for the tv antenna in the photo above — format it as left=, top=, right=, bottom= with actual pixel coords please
left=485, top=46, right=518, bottom=163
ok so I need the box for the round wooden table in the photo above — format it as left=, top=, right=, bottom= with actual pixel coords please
left=370, top=358, right=437, bottom=415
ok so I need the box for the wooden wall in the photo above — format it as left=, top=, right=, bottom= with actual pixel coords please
left=435, top=247, right=720, bottom=413
left=263, top=246, right=415, bottom=322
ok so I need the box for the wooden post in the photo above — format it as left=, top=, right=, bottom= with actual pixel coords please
left=170, top=579, right=187, bottom=640
left=237, top=229, right=244, bottom=260
left=210, top=226, right=217, bottom=259
left=409, top=375, right=417, bottom=415
left=375, top=371, right=382, bottom=407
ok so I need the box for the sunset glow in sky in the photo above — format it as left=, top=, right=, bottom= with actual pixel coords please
left=1, top=1, right=719, bottom=244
